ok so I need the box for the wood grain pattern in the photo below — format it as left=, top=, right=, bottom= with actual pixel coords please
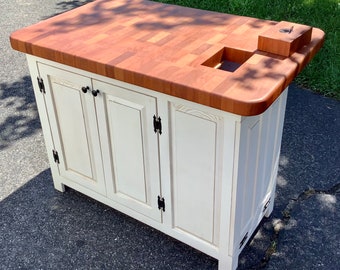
left=258, top=21, right=313, bottom=57
left=10, top=0, right=324, bottom=116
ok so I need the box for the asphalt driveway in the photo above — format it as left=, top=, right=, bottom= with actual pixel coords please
left=1, top=1, right=339, bottom=269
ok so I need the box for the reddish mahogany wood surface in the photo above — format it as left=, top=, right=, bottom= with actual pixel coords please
left=10, top=0, right=324, bottom=115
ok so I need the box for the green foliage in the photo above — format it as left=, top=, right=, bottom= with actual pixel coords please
left=154, top=0, right=340, bottom=98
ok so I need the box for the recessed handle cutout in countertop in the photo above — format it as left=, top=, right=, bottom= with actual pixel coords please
left=202, top=47, right=253, bottom=72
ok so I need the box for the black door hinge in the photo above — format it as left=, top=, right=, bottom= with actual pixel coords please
left=158, top=196, right=165, bottom=212
left=263, top=198, right=271, bottom=212
left=153, top=115, right=162, bottom=135
left=52, top=150, right=60, bottom=164
left=37, top=77, right=45, bottom=93
left=239, top=232, right=248, bottom=249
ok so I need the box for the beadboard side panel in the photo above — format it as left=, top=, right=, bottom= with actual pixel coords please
left=230, top=89, right=288, bottom=256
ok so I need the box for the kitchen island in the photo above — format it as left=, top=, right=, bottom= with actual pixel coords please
left=10, top=0, right=324, bottom=269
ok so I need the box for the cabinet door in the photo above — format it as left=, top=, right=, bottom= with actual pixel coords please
left=93, top=80, right=161, bottom=222
left=169, top=102, right=224, bottom=246
left=38, top=63, right=106, bottom=195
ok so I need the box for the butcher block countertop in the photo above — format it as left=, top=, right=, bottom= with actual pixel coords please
left=10, top=0, right=324, bottom=116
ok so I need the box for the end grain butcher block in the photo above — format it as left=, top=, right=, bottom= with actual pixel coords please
left=10, top=0, right=324, bottom=116
left=10, top=1, right=325, bottom=270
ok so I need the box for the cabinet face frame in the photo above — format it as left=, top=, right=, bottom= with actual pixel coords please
left=27, top=55, right=233, bottom=259
left=26, top=54, right=287, bottom=270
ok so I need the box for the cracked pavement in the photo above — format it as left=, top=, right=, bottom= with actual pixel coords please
left=1, top=0, right=339, bottom=269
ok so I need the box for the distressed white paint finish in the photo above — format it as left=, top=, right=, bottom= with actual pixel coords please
left=108, top=97, right=147, bottom=202
left=93, top=80, right=162, bottom=222
left=230, top=91, right=288, bottom=258
left=38, top=63, right=106, bottom=195
left=169, top=102, right=224, bottom=245
left=27, top=55, right=288, bottom=270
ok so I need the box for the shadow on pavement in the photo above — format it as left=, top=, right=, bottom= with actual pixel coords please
left=0, top=169, right=218, bottom=270
left=52, top=0, right=94, bottom=17
left=0, top=76, right=40, bottom=150
left=1, top=85, right=339, bottom=270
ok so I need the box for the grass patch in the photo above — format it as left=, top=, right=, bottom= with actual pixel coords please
left=154, top=0, right=340, bottom=98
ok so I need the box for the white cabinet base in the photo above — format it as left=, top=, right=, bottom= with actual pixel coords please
left=27, top=55, right=287, bottom=270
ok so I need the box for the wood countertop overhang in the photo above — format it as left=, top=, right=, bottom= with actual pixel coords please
left=10, top=0, right=325, bottom=116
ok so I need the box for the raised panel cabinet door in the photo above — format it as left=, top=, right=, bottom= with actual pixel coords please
left=93, top=80, right=162, bottom=222
left=38, top=63, right=106, bottom=195
left=169, top=102, right=224, bottom=246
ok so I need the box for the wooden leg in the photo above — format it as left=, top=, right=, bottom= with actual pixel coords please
left=53, top=181, right=65, bottom=192
left=218, top=255, right=238, bottom=270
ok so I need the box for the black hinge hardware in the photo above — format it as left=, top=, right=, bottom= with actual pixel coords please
left=263, top=198, right=271, bottom=212
left=153, top=115, right=162, bottom=135
left=37, top=77, right=45, bottom=93
left=239, top=232, right=248, bottom=249
left=158, top=196, right=165, bottom=212
left=52, top=150, right=60, bottom=164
